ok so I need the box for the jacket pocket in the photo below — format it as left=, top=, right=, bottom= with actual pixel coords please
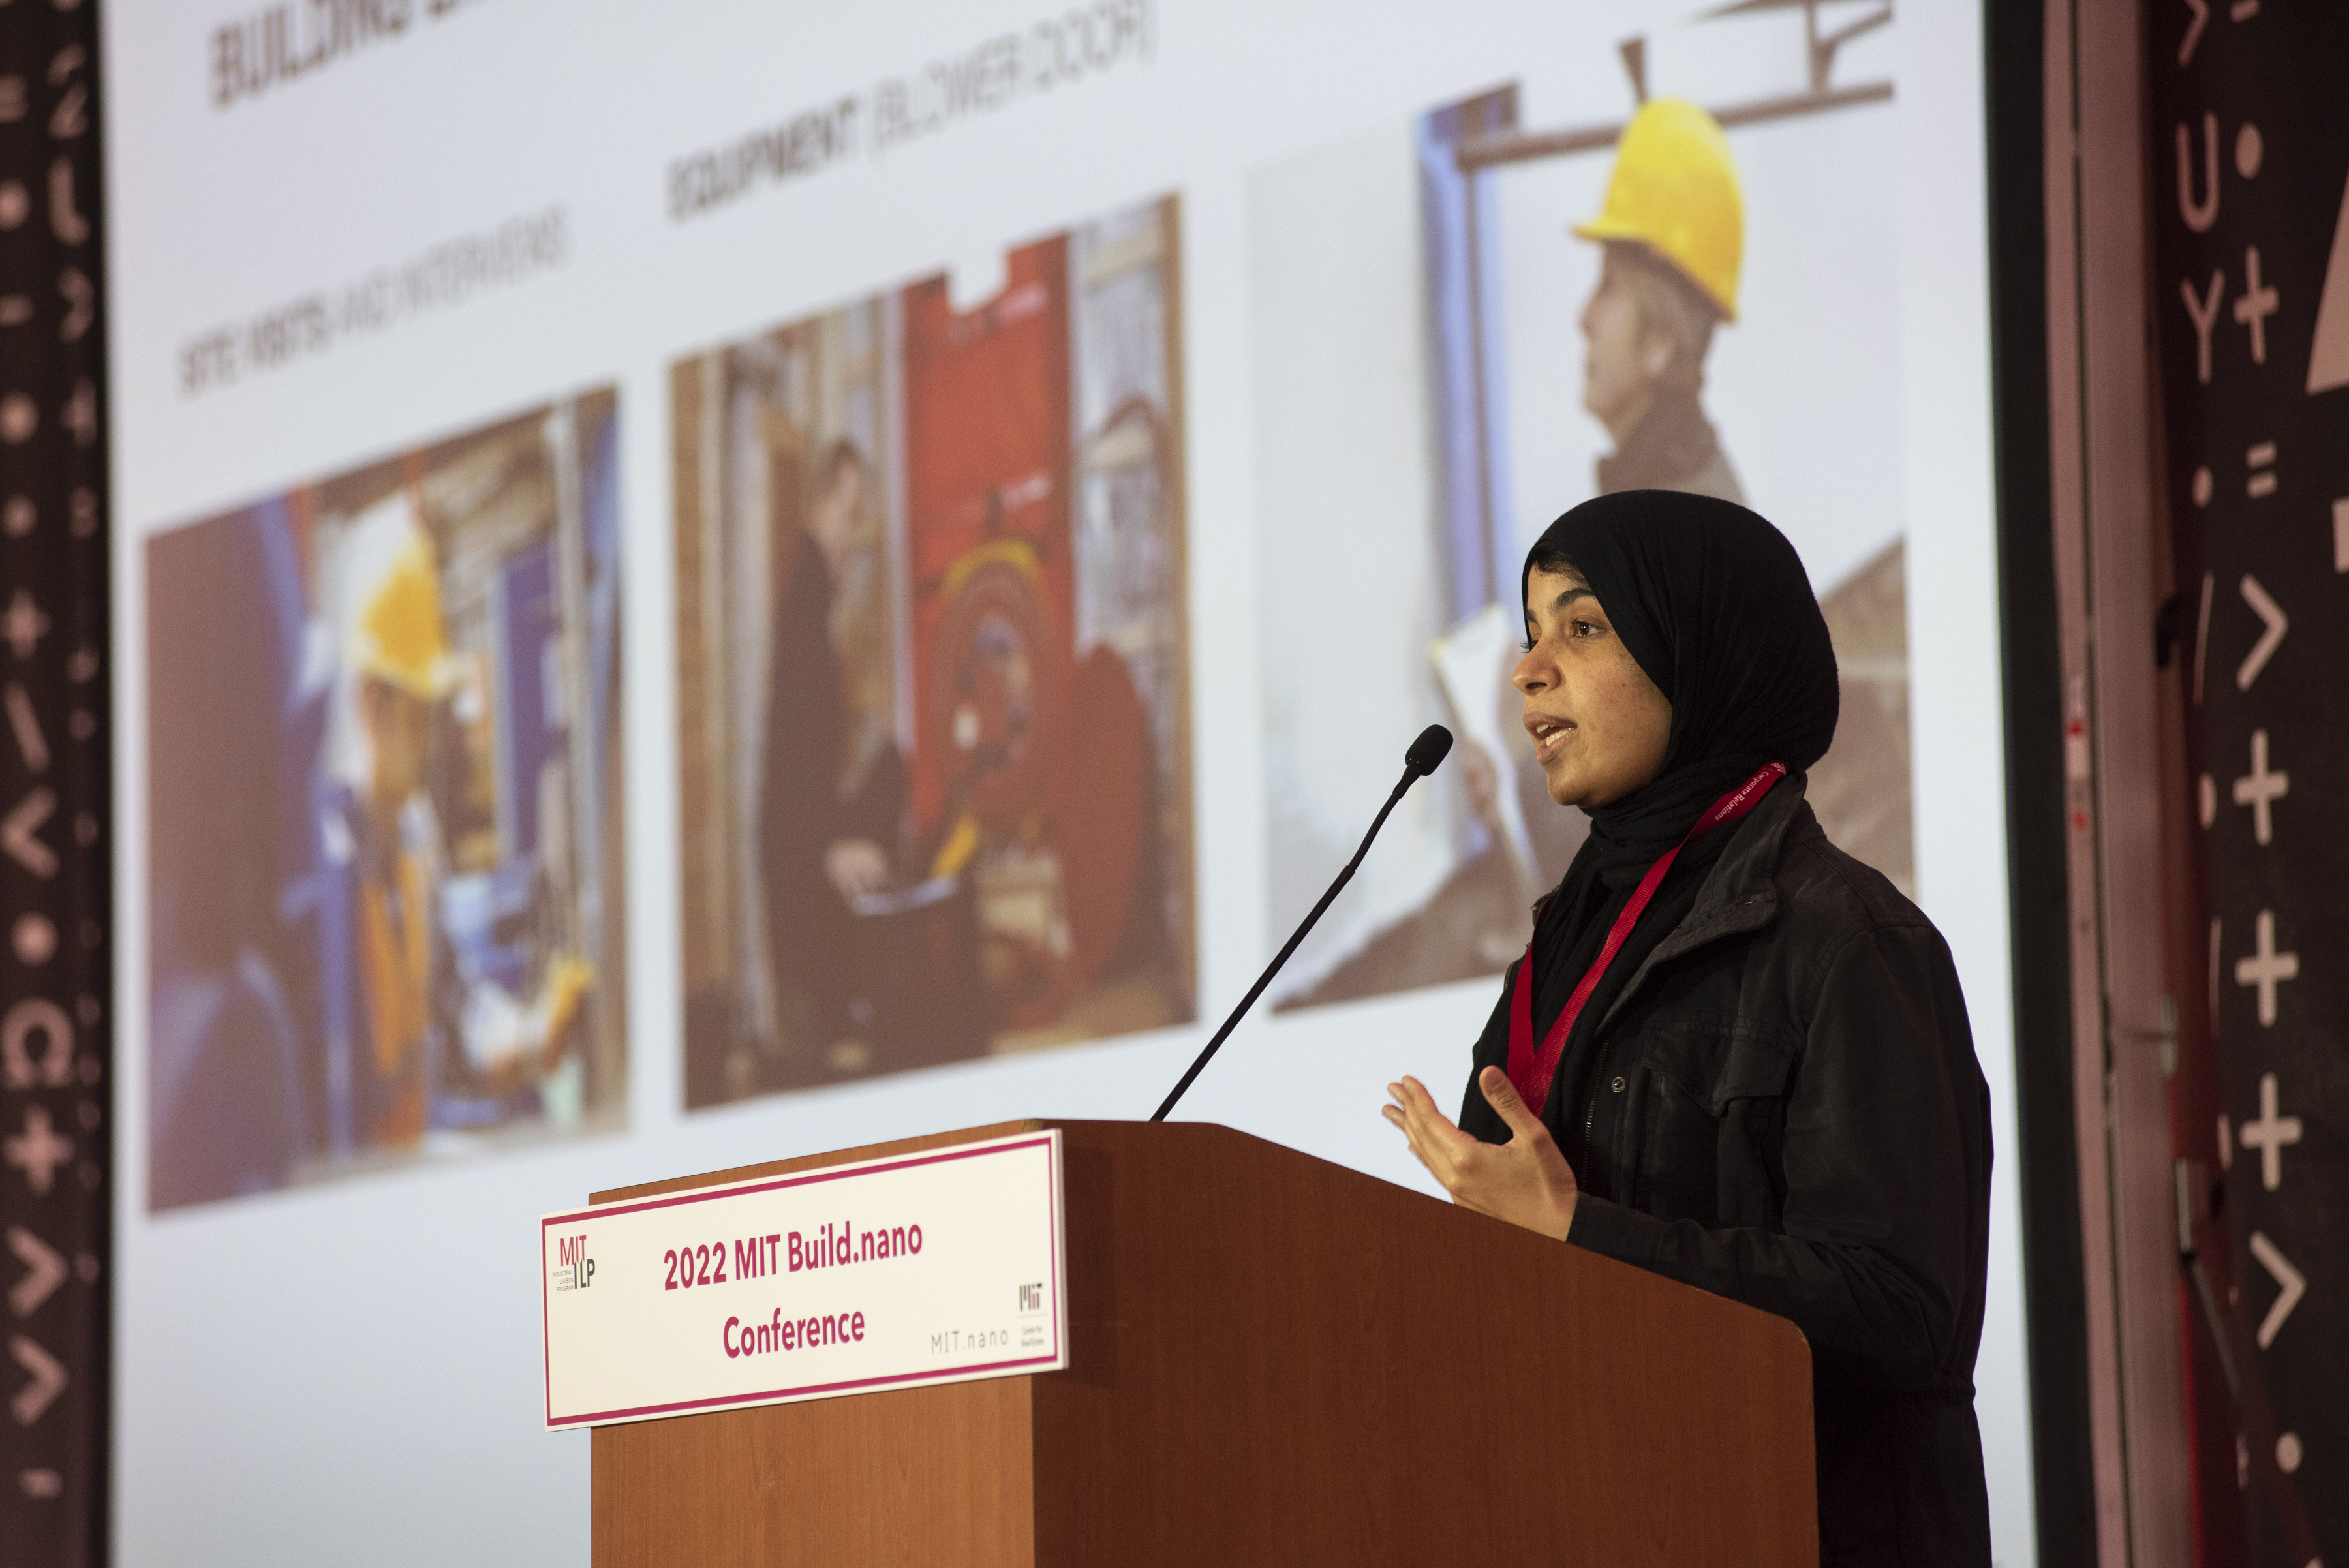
left=1639, top=1015, right=1800, bottom=1114
left=1633, top=1016, right=1800, bottom=1227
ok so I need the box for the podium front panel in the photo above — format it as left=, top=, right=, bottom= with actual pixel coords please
left=587, top=1121, right=1817, bottom=1567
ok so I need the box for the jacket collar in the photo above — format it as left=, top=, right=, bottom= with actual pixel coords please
left=1589, top=769, right=1809, bottom=1038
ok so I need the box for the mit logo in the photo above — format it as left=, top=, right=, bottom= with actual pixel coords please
left=1017, top=1282, right=1043, bottom=1313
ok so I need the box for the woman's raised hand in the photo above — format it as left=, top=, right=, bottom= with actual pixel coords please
left=1382, top=1068, right=1581, bottom=1242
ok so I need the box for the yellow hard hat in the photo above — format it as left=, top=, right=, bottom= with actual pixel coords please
left=352, top=524, right=457, bottom=698
left=1574, top=99, right=1743, bottom=323
left=542, top=955, right=595, bottom=1045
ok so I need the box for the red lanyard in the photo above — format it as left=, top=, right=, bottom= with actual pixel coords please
left=1505, top=763, right=1786, bottom=1113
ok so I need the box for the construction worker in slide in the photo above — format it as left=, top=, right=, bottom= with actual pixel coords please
left=1574, top=97, right=1745, bottom=502
left=1449, top=99, right=1749, bottom=935
left=338, top=500, right=592, bottom=1145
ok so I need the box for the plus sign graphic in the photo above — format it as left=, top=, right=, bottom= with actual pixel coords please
left=2234, top=908, right=2299, bottom=1026
left=2231, top=726, right=2289, bottom=844
left=1, top=1105, right=72, bottom=1197
left=2234, top=243, right=2280, bottom=361
left=2239, top=1071, right=2304, bottom=1191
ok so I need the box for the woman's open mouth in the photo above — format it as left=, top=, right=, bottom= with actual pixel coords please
left=1528, top=716, right=1574, bottom=766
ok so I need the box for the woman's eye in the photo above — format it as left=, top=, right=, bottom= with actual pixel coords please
left=1572, top=620, right=1598, bottom=638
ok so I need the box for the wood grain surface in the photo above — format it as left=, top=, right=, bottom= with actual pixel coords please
left=588, top=1120, right=1817, bottom=1567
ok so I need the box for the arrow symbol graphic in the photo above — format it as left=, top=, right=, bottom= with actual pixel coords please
left=1, top=788, right=55, bottom=879
left=2179, top=0, right=2209, bottom=65
left=6, top=1228, right=65, bottom=1319
left=2249, top=1229, right=2306, bottom=1349
left=7, top=1335, right=64, bottom=1426
left=2236, top=576, right=2288, bottom=691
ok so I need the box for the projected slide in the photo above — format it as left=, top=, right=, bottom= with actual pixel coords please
left=1257, top=35, right=1914, bottom=1010
left=144, top=391, right=625, bottom=1210
left=672, top=196, right=1192, bottom=1107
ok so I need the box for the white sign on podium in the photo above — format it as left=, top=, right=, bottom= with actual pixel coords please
left=541, top=1129, right=1067, bottom=1429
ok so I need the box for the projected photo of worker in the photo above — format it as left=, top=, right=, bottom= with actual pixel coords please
left=144, top=392, right=626, bottom=1210
left=1254, top=8, right=1909, bottom=1008
left=673, top=196, right=1193, bottom=1107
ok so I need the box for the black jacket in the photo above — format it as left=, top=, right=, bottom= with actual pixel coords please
left=1461, top=777, right=1993, bottom=1566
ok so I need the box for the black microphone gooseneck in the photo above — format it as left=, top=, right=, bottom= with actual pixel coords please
left=1150, top=724, right=1454, bottom=1122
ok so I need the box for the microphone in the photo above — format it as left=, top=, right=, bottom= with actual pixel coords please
left=1150, top=724, right=1453, bottom=1122
left=1404, top=724, right=1454, bottom=778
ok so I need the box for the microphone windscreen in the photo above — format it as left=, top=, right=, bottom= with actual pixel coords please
left=1405, top=724, right=1454, bottom=777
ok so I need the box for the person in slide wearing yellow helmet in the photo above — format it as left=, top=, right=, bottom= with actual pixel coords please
left=340, top=499, right=593, bottom=1145
left=1574, top=98, right=1745, bottom=504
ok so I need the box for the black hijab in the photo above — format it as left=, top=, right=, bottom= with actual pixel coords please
left=1466, top=489, right=1841, bottom=1150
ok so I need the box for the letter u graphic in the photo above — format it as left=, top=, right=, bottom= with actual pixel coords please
left=2177, top=114, right=2218, bottom=234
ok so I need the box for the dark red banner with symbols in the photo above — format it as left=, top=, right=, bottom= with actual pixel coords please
left=2149, top=3, right=2348, bottom=1556
left=0, top=3, right=110, bottom=1564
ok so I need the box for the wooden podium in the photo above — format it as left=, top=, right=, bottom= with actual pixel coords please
left=588, top=1120, right=1817, bottom=1565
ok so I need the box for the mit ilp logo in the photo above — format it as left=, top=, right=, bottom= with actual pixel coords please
left=555, top=1233, right=596, bottom=1291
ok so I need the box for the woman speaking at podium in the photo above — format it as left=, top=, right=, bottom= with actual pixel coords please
left=1384, top=491, right=1992, bottom=1566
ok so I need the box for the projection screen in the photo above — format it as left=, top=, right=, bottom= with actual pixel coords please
left=104, top=1, right=2034, bottom=1560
